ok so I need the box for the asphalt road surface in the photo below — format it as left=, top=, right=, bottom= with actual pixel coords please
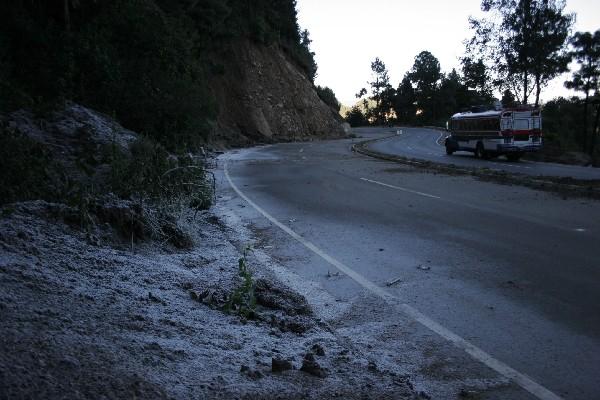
left=364, top=127, right=600, bottom=180
left=217, top=136, right=600, bottom=399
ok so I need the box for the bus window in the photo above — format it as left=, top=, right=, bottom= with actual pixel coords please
left=514, top=119, right=529, bottom=130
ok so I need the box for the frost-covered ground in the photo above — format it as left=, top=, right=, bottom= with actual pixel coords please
left=0, top=200, right=419, bottom=399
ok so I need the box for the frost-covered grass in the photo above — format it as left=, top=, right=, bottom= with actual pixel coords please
left=0, top=201, right=417, bottom=399
left=0, top=104, right=214, bottom=248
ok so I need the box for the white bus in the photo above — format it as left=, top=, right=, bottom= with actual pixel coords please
left=445, top=106, right=542, bottom=161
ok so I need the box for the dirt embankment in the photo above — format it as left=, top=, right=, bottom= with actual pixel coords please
left=0, top=201, right=419, bottom=399
left=0, top=106, right=417, bottom=399
left=209, top=41, right=346, bottom=147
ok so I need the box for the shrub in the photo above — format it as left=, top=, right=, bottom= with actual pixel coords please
left=316, top=85, right=341, bottom=112
left=0, top=127, right=67, bottom=205
left=345, top=106, right=368, bottom=127
left=0, top=1, right=215, bottom=151
left=106, top=137, right=213, bottom=210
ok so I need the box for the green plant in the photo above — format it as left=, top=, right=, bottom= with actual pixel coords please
left=315, top=85, right=341, bottom=112
left=224, top=248, right=256, bottom=319
left=105, top=137, right=213, bottom=210
left=75, top=189, right=95, bottom=233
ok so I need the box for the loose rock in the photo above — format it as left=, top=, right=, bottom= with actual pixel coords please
left=311, top=343, right=325, bottom=356
left=368, top=360, right=378, bottom=372
left=271, top=357, right=293, bottom=373
left=300, top=352, right=326, bottom=378
left=240, top=365, right=263, bottom=380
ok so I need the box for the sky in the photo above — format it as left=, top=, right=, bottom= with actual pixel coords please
left=296, top=0, right=600, bottom=106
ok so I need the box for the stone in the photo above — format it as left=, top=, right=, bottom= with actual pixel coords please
left=271, top=357, right=293, bottom=373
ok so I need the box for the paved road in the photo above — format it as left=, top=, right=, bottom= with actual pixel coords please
left=218, top=138, right=600, bottom=399
left=364, top=127, right=600, bottom=180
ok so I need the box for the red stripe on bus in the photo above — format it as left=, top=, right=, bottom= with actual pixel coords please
left=501, top=130, right=536, bottom=135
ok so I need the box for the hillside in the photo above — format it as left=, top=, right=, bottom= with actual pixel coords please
left=0, top=1, right=344, bottom=149
left=211, top=40, right=344, bottom=146
left=0, top=68, right=416, bottom=400
left=0, top=3, right=386, bottom=399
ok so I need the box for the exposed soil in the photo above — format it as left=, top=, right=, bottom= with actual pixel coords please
left=209, top=40, right=346, bottom=147
left=0, top=200, right=419, bottom=399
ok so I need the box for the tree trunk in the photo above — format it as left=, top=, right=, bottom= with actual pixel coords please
left=582, top=91, right=589, bottom=152
left=523, top=71, right=529, bottom=105
left=534, top=73, right=541, bottom=107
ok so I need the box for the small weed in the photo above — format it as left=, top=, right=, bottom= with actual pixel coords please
left=75, top=190, right=95, bottom=233
left=224, top=248, right=257, bottom=319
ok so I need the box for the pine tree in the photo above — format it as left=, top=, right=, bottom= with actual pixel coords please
left=565, top=30, right=600, bottom=154
left=368, top=58, right=394, bottom=125
left=467, top=0, right=574, bottom=106
left=394, top=75, right=416, bottom=124
left=408, top=51, right=441, bottom=123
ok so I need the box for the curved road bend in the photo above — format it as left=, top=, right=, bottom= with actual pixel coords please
left=218, top=137, right=600, bottom=399
left=365, top=127, right=600, bottom=180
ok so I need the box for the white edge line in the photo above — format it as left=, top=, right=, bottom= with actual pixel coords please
left=360, top=177, right=441, bottom=199
left=436, top=131, right=445, bottom=145
left=224, top=162, right=563, bottom=400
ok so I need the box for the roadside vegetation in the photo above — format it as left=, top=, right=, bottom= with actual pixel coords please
left=316, top=85, right=342, bottom=114
left=0, top=113, right=214, bottom=249
left=0, top=128, right=67, bottom=205
left=345, top=0, right=599, bottom=164
left=224, top=249, right=258, bottom=320
left=0, top=0, right=335, bottom=243
left=0, top=1, right=320, bottom=151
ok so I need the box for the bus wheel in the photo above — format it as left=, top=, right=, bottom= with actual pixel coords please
left=507, top=153, right=521, bottom=161
left=444, top=138, right=455, bottom=155
left=475, top=142, right=487, bottom=159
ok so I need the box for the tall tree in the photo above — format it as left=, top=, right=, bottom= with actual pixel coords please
left=367, top=57, right=394, bottom=125
left=437, top=70, right=461, bottom=119
left=529, top=0, right=574, bottom=106
left=394, top=74, right=416, bottom=124
left=408, top=51, right=441, bottom=123
left=298, top=28, right=317, bottom=82
left=438, top=68, right=478, bottom=117
left=501, top=89, right=517, bottom=107
left=354, top=87, right=371, bottom=123
left=565, top=30, right=600, bottom=155
left=461, top=56, right=493, bottom=104
left=467, top=0, right=574, bottom=106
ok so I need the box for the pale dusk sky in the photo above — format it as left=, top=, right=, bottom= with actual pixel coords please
left=296, top=0, right=600, bottom=106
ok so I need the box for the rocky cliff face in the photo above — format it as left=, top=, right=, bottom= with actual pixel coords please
left=209, top=41, right=346, bottom=146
